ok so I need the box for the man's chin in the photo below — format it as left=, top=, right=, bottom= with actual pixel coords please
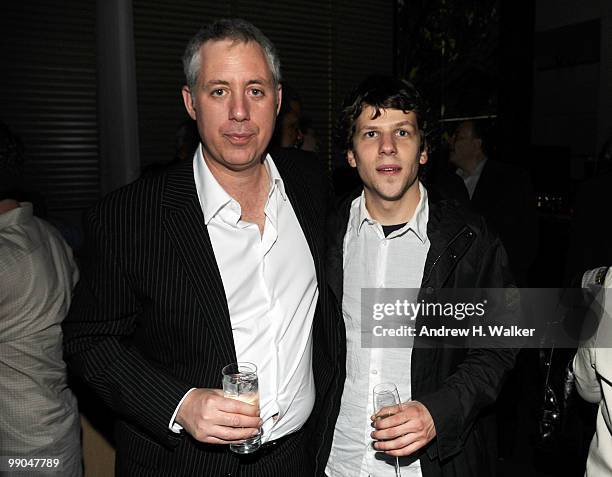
left=224, top=157, right=263, bottom=171
left=368, top=188, right=409, bottom=202
left=365, top=179, right=419, bottom=203
left=204, top=149, right=265, bottom=172
left=378, top=193, right=406, bottom=202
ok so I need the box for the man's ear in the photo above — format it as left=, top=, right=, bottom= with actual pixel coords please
left=182, top=86, right=197, bottom=120
left=276, top=84, right=283, bottom=116
left=419, top=149, right=428, bottom=165
left=347, top=149, right=357, bottom=168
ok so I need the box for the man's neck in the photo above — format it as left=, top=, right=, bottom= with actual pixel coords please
left=364, top=182, right=421, bottom=226
left=202, top=154, right=270, bottom=235
left=203, top=155, right=269, bottom=201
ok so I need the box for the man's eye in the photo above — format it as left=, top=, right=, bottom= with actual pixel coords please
left=211, top=89, right=225, bottom=96
left=250, top=88, right=263, bottom=96
left=365, top=131, right=377, bottom=138
left=397, top=129, right=411, bottom=137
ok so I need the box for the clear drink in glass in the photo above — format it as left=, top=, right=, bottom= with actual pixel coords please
left=222, top=362, right=262, bottom=454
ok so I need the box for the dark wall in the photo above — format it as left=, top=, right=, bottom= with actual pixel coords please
left=2, top=1, right=395, bottom=215
left=1, top=1, right=99, bottom=213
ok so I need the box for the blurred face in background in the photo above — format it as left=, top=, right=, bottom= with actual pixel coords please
left=448, top=120, right=480, bottom=170
left=279, top=99, right=303, bottom=148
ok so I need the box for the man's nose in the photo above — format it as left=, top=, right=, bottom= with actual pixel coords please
left=379, top=133, right=397, bottom=155
left=229, top=94, right=250, bottom=121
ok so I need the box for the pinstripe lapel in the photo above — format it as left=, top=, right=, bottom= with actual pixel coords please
left=275, top=158, right=324, bottom=285
left=161, top=161, right=236, bottom=366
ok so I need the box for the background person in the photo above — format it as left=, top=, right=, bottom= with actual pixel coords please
left=0, top=124, right=82, bottom=476
left=573, top=266, right=612, bottom=477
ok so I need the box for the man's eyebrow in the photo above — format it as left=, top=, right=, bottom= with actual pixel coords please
left=205, top=80, right=230, bottom=87
left=358, top=120, right=417, bottom=131
left=204, top=78, right=271, bottom=87
left=393, top=120, right=418, bottom=128
left=357, top=124, right=380, bottom=132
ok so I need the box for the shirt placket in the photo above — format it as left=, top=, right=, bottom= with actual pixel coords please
left=365, top=226, right=389, bottom=474
left=260, top=190, right=281, bottom=438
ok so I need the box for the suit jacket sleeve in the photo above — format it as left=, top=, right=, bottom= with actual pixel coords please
left=418, top=235, right=518, bottom=462
left=63, top=205, right=192, bottom=448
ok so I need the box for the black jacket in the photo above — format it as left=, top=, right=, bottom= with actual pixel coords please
left=325, top=187, right=518, bottom=477
left=469, top=159, right=538, bottom=286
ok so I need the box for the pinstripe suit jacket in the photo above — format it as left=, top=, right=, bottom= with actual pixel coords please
left=64, top=149, right=343, bottom=476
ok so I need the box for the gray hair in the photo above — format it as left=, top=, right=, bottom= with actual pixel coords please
left=182, top=18, right=282, bottom=92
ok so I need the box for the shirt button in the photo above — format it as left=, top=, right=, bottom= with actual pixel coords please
left=371, top=369, right=378, bottom=375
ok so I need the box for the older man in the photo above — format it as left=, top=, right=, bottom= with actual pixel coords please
left=64, top=19, right=341, bottom=476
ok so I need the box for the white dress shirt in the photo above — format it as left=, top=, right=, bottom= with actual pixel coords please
left=326, top=182, right=430, bottom=477
left=171, top=146, right=318, bottom=442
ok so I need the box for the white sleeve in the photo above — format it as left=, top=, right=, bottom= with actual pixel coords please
left=573, top=349, right=601, bottom=403
left=168, top=388, right=197, bottom=433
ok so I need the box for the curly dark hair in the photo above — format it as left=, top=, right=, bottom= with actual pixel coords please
left=336, top=75, right=428, bottom=155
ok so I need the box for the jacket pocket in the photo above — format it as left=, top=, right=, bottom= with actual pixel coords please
left=116, top=421, right=165, bottom=470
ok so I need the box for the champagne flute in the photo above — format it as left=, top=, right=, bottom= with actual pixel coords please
left=222, top=362, right=262, bottom=454
left=372, top=382, right=402, bottom=477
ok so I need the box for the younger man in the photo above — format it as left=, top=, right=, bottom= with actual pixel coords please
left=325, top=76, right=517, bottom=477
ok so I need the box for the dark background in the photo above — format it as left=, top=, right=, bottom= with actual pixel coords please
left=2, top=1, right=611, bottom=475
left=2, top=1, right=610, bottom=224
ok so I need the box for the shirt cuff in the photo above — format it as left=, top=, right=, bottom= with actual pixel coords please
left=168, top=387, right=197, bottom=433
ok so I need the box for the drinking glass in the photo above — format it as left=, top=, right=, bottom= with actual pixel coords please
left=222, top=362, right=261, bottom=454
left=372, top=382, right=402, bottom=477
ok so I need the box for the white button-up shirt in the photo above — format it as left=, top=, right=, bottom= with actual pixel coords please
left=326, top=182, right=430, bottom=477
left=171, top=146, right=318, bottom=442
